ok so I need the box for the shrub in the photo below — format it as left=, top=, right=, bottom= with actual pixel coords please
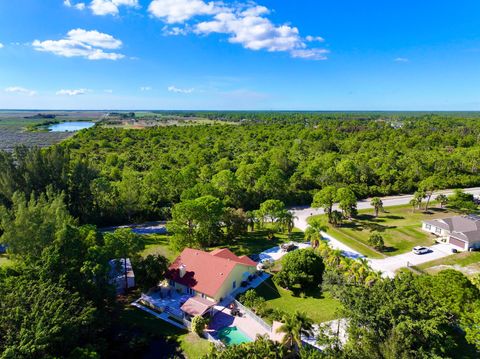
left=191, top=315, right=208, bottom=336
left=368, top=232, right=385, bottom=251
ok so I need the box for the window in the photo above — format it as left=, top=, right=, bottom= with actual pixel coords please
left=187, top=288, right=195, bottom=295
left=425, top=224, right=431, bottom=230
left=435, top=227, right=441, bottom=234
left=232, top=281, right=236, bottom=289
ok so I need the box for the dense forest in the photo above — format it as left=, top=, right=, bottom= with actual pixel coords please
left=2, top=115, right=480, bottom=225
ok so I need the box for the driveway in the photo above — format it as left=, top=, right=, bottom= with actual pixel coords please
left=289, top=188, right=479, bottom=276
left=290, top=187, right=480, bottom=232
left=369, top=243, right=454, bottom=278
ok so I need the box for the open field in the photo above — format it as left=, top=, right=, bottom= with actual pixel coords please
left=253, top=277, right=342, bottom=323
left=414, top=252, right=480, bottom=276
left=312, top=204, right=459, bottom=258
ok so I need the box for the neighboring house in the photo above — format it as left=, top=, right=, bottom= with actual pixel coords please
left=166, top=248, right=257, bottom=304
left=422, top=215, right=480, bottom=251
left=109, top=258, right=135, bottom=293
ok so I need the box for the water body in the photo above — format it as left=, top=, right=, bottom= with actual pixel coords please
left=48, top=121, right=95, bottom=132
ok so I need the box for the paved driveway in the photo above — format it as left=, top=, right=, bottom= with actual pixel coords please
left=369, top=243, right=454, bottom=277
left=289, top=188, right=480, bottom=276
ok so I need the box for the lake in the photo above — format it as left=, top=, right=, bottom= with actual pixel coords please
left=48, top=121, right=95, bottom=132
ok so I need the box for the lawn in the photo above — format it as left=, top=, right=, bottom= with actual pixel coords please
left=253, top=278, right=343, bottom=323
left=414, top=252, right=480, bottom=276
left=119, top=303, right=211, bottom=358
left=312, top=204, right=459, bottom=258
left=140, top=227, right=305, bottom=261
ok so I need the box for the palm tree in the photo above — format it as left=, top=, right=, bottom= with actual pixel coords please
left=409, top=198, right=419, bottom=212
left=281, top=211, right=297, bottom=234
left=277, top=311, right=314, bottom=352
left=370, top=197, right=383, bottom=217
left=436, top=194, right=448, bottom=208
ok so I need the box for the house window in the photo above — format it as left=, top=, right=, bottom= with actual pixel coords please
left=169, top=280, right=175, bottom=287
left=425, top=224, right=431, bottom=230
left=232, top=281, right=236, bottom=289
left=435, top=227, right=441, bottom=234
left=187, top=288, right=195, bottom=295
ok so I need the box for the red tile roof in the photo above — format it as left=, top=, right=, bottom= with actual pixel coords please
left=166, top=248, right=257, bottom=298
left=210, top=248, right=257, bottom=266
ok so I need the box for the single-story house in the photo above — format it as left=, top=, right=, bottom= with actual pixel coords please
left=166, top=248, right=257, bottom=306
left=109, top=258, right=135, bottom=293
left=422, top=215, right=480, bottom=251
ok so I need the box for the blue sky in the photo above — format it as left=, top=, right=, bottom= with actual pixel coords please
left=1, top=0, right=480, bottom=110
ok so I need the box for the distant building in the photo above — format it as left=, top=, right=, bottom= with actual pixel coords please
left=109, top=258, right=135, bottom=293
left=422, top=215, right=480, bottom=251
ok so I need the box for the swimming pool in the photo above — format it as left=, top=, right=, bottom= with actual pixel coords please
left=217, top=326, right=252, bottom=346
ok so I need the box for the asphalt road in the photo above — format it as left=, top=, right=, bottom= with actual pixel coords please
left=290, top=187, right=480, bottom=277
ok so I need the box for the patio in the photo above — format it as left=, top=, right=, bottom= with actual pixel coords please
left=140, top=285, right=191, bottom=315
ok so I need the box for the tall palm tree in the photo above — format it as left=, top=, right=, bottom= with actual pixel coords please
left=370, top=197, right=383, bottom=217
left=277, top=311, right=314, bottom=352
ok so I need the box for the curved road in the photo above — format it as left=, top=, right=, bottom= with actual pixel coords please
left=290, top=187, right=480, bottom=277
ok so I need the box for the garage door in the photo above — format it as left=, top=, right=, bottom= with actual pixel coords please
left=449, top=237, right=466, bottom=250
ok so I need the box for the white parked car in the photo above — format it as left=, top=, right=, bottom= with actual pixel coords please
left=412, top=246, right=429, bottom=255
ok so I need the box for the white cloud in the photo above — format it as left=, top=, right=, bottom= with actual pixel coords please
left=140, top=86, right=152, bottom=91
left=162, top=25, right=189, bottom=36
left=305, top=35, right=324, bottom=43
left=151, top=1, right=328, bottom=60
left=290, top=48, right=329, bottom=60
left=5, top=86, right=37, bottom=96
left=32, top=29, right=125, bottom=60
left=195, top=5, right=327, bottom=59
left=168, top=85, right=194, bottom=94
left=394, top=57, right=409, bottom=62
left=56, top=88, right=91, bottom=96
left=90, top=0, right=139, bottom=16
left=64, top=0, right=86, bottom=10
left=104, top=89, right=113, bottom=93
left=0, top=43, right=4, bottom=49
left=149, top=0, right=218, bottom=24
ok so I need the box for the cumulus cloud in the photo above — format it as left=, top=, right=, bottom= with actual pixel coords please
left=0, top=43, right=4, bottom=49
left=394, top=57, right=409, bottom=62
left=150, top=1, right=328, bottom=60
left=32, top=29, right=125, bottom=60
left=90, top=0, right=139, bottom=16
left=64, top=0, right=86, bottom=10
left=168, top=85, right=194, bottom=94
left=56, top=88, right=91, bottom=96
left=149, top=0, right=218, bottom=24
left=140, top=86, right=152, bottom=91
left=4, top=86, right=37, bottom=96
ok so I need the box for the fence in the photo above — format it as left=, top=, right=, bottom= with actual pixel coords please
left=204, top=331, right=225, bottom=348
left=233, top=299, right=272, bottom=333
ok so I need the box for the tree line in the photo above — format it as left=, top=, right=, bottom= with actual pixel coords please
left=3, top=115, right=480, bottom=226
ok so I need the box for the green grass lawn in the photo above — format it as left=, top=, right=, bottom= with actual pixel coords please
left=414, top=252, right=480, bottom=276
left=140, top=227, right=305, bottom=261
left=312, top=205, right=459, bottom=258
left=253, top=278, right=342, bottom=323
left=119, top=303, right=211, bottom=358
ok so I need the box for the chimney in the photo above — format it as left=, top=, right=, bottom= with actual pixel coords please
left=179, top=264, right=186, bottom=278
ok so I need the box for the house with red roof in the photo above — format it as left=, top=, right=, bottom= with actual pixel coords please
left=166, top=248, right=257, bottom=305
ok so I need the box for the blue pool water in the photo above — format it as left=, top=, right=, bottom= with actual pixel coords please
left=217, top=326, right=252, bottom=345
left=48, top=121, right=95, bottom=132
